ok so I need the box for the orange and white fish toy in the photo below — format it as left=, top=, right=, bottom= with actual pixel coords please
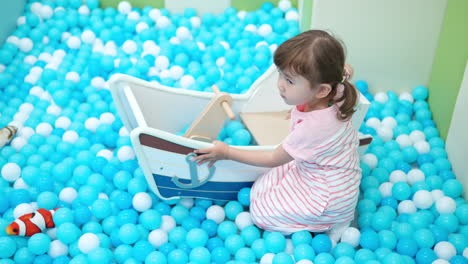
left=6, top=208, right=59, bottom=236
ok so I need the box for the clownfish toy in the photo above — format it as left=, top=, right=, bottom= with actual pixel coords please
left=6, top=208, right=59, bottom=236
left=0, top=125, right=17, bottom=148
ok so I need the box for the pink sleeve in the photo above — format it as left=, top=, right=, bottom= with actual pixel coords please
left=282, top=121, right=323, bottom=161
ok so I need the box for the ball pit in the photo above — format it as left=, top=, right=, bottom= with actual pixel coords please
left=0, top=0, right=467, bottom=263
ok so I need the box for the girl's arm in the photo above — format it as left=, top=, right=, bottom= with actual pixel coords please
left=193, top=141, right=294, bottom=168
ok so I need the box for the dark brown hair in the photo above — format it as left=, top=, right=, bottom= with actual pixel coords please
left=273, top=30, right=358, bottom=121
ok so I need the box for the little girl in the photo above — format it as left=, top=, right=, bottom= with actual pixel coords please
left=194, top=30, right=362, bottom=242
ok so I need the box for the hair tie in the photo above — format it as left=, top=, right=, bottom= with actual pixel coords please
left=341, top=68, right=350, bottom=84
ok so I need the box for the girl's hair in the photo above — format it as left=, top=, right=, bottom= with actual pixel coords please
left=273, top=30, right=358, bottom=121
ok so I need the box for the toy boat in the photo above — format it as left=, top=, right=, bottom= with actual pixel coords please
left=109, top=66, right=372, bottom=200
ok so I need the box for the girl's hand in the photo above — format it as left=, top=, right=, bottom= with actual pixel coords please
left=193, top=141, right=230, bottom=167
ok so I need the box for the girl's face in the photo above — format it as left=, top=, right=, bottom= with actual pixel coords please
left=277, top=69, right=317, bottom=106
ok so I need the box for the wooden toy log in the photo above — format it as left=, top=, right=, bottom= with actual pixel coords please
left=183, top=85, right=235, bottom=142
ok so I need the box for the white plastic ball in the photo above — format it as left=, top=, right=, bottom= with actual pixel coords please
left=18, top=127, right=34, bottom=140
left=127, top=11, right=140, bottom=21
left=190, top=17, right=201, bottom=28
left=1, top=163, right=21, bottom=182
left=197, top=42, right=206, bottom=50
left=206, top=205, right=225, bottom=224
left=179, top=198, right=194, bottom=209
left=36, top=122, right=53, bottom=136
left=11, top=137, right=27, bottom=151
left=62, top=130, right=79, bottom=144
left=13, top=112, right=29, bottom=123
left=381, top=117, right=397, bottom=129
left=155, top=56, right=169, bottom=70
left=398, top=200, right=417, bottom=214
left=156, top=16, right=171, bottom=29
left=463, top=248, right=468, bottom=259
left=413, top=190, right=433, bottom=209
left=135, top=22, right=149, bottom=33
left=216, top=57, right=226, bottom=67
left=399, top=92, right=414, bottom=103
left=361, top=153, right=378, bottom=169
left=435, top=196, right=456, bottom=214
left=98, top=193, right=109, bottom=200
left=19, top=38, right=33, bottom=53
left=78, top=5, right=90, bottom=15
left=30, top=2, right=42, bottom=14
left=374, top=92, right=389, bottom=104
left=160, top=215, right=176, bottom=232
left=396, top=134, right=413, bottom=149
left=379, top=182, right=394, bottom=197
left=24, top=55, right=37, bottom=65
left=377, top=127, right=393, bottom=142
left=237, top=10, right=247, bottom=20
left=14, top=178, right=29, bottom=189
left=78, top=233, right=100, bottom=254
left=169, top=37, right=180, bottom=45
left=285, top=10, right=299, bottom=21
left=65, top=72, right=80, bottom=83
left=285, top=239, right=294, bottom=255
left=149, top=9, right=161, bottom=21
left=414, top=141, right=431, bottom=154
left=278, top=0, right=292, bottom=11
left=407, top=169, right=425, bottom=185
left=55, top=116, right=71, bottom=130
left=433, top=241, right=456, bottom=260
left=180, top=75, right=195, bottom=88
left=148, top=229, right=168, bottom=248
left=296, top=260, right=314, bottom=264
left=169, top=65, right=184, bottom=80
left=48, top=240, right=68, bottom=258
left=257, top=24, right=273, bottom=37
left=118, top=1, right=132, bottom=14
left=67, top=36, right=81, bottom=49
left=235, top=212, right=253, bottom=230
left=244, top=24, right=257, bottom=33
left=17, top=16, right=26, bottom=26
left=432, top=190, right=445, bottom=201
left=13, top=203, right=34, bottom=219
left=132, top=192, right=152, bottom=212
left=260, top=253, right=275, bottom=264
left=340, top=227, right=360, bottom=247
left=269, top=44, right=278, bottom=54
left=176, top=27, right=192, bottom=41
left=85, top=117, right=100, bottom=133
left=47, top=104, right=61, bottom=116
left=122, top=40, right=138, bottom=55
left=389, top=170, right=407, bottom=183
left=160, top=69, right=171, bottom=79
left=365, top=117, right=381, bottom=130
left=40, top=5, right=53, bottom=19
left=97, top=149, right=113, bottom=161
left=99, top=112, right=115, bottom=125
left=119, top=127, right=130, bottom=137
left=117, top=146, right=135, bottom=162
left=432, top=260, right=450, bottom=264
left=7, top=35, right=20, bottom=46
left=81, top=30, right=95, bottom=44
left=409, top=130, right=426, bottom=143
left=59, top=187, right=78, bottom=204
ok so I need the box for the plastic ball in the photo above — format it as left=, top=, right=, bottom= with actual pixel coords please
left=78, top=233, right=99, bottom=254
left=147, top=229, right=167, bottom=249
left=0, top=237, right=16, bottom=258
left=433, top=241, right=456, bottom=260
left=412, top=86, right=429, bottom=100
left=1, top=162, right=21, bottom=182
left=206, top=205, right=225, bottom=224
left=413, top=190, right=434, bottom=209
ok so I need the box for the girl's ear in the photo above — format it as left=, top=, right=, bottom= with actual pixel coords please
left=316, top=84, right=332, bottom=98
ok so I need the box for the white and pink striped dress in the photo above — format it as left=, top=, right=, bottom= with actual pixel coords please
left=250, top=104, right=361, bottom=234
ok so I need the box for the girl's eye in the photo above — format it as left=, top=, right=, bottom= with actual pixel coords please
left=287, top=78, right=294, bottom=85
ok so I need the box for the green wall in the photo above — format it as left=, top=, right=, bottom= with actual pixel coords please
left=428, top=0, right=468, bottom=140
left=0, top=0, right=26, bottom=45
left=101, top=0, right=298, bottom=11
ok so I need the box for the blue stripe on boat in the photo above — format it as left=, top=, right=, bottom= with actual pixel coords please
left=153, top=174, right=254, bottom=200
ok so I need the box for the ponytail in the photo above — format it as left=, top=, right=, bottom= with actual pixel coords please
left=333, top=80, right=358, bottom=121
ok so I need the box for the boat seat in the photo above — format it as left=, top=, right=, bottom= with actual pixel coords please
left=240, top=110, right=290, bottom=146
